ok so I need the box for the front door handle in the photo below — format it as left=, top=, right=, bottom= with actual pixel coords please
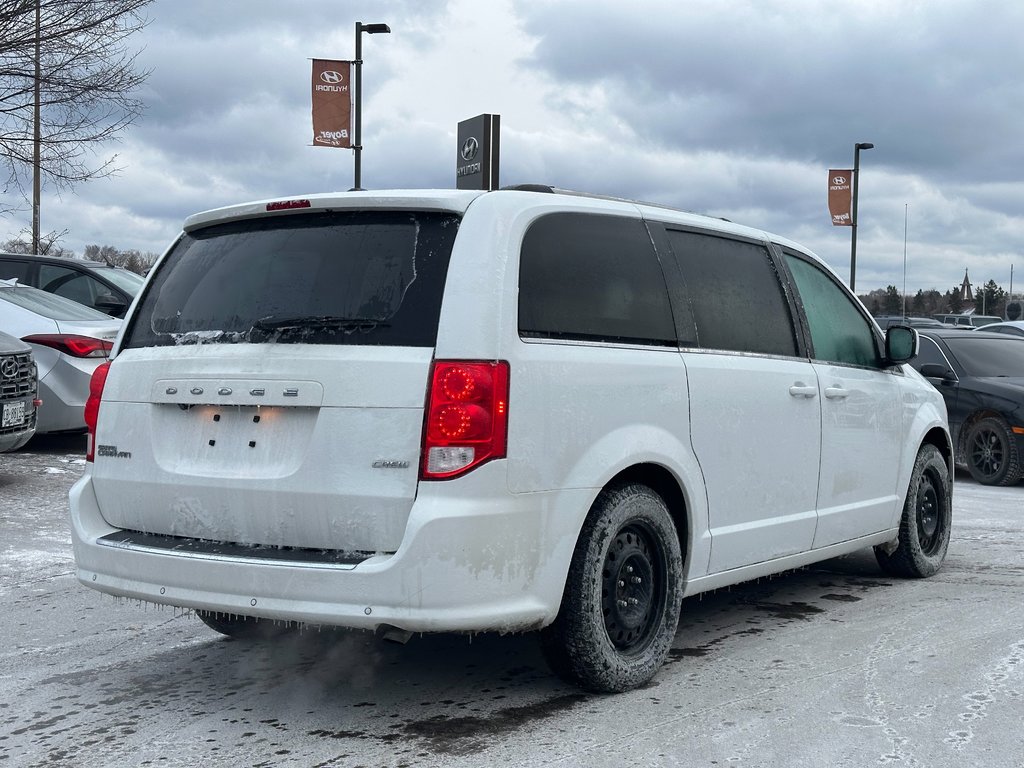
left=789, top=384, right=818, bottom=398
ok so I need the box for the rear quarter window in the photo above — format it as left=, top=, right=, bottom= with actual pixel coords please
left=518, top=212, right=676, bottom=346
left=123, top=211, right=460, bottom=348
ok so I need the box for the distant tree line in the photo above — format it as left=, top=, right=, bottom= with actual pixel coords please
left=2, top=235, right=158, bottom=274
left=858, top=280, right=1018, bottom=319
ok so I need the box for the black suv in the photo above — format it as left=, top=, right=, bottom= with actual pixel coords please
left=0, top=252, right=144, bottom=318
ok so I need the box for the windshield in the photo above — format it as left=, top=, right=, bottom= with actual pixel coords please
left=945, top=336, right=1024, bottom=377
left=95, top=266, right=145, bottom=295
left=0, top=282, right=114, bottom=320
left=123, top=210, right=460, bottom=348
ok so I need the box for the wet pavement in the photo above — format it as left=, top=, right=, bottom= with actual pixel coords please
left=2, top=435, right=1022, bottom=767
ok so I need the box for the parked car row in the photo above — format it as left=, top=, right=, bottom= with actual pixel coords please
left=0, top=253, right=143, bottom=445
left=931, top=313, right=1003, bottom=328
left=0, top=279, right=121, bottom=436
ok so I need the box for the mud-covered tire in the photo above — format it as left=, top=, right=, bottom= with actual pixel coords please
left=540, top=483, right=683, bottom=693
left=965, top=416, right=1022, bottom=486
left=195, top=611, right=297, bottom=640
left=875, top=444, right=952, bottom=578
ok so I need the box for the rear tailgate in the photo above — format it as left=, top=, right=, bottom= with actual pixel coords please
left=90, top=344, right=430, bottom=552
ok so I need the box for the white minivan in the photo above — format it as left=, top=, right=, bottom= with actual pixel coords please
left=70, top=187, right=953, bottom=692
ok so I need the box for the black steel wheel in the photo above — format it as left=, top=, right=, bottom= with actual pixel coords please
left=601, top=522, right=664, bottom=653
left=875, top=444, right=952, bottom=578
left=966, top=417, right=1022, bottom=486
left=540, top=483, right=683, bottom=693
left=913, top=464, right=943, bottom=556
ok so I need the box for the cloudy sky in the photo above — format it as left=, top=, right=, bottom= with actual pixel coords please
left=4, top=0, right=1024, bottom=295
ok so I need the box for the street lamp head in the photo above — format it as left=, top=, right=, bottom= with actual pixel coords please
left=856, top=142, right=875, bottom=150
left=359, top=22, right=391, bottom=34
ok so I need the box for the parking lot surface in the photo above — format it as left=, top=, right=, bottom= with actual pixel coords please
left=2, top=435, right=1022, bottom=767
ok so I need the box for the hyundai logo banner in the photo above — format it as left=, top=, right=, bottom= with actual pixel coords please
left=311, top=59, right=354, bottom=149
left=828, top=168, right=853, bottom=226
left=457, top=114, right=500, bottom=190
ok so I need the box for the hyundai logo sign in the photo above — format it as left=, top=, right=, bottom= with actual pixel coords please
left=456, top=114, right=500, bottom=191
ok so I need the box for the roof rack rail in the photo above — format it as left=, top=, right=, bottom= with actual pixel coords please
left=500, top=184, right=555, bottom=193
left=497, top=184, right=718, bottom=219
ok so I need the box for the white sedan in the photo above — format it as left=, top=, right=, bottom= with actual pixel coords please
left=0, top=279, right=120, bottom=433
left=980, top=320, right=1024, bottom=337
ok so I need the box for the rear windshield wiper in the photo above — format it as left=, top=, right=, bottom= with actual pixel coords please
left=249, top=315, right=389, bottom=338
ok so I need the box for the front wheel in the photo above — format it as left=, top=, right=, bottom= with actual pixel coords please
left=965, top=417, right=1022, bottom=486
left=195, top=610, right=298, bottom=640
left=875, top=443, right=952, bottom=578
left=540, top=483, right=683, bottom=693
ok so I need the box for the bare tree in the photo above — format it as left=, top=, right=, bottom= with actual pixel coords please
left=0, top=0, right=152, bottom=216
left=83, top=242, right=157, bottom=274
left=2, top=229, right=73, bottom=256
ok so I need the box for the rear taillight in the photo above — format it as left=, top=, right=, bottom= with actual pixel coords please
left=421, top=360, right=509, bottom=480
left=84, top=361, right=111, bottom=462
left=23, top=334, right=112, bottom=358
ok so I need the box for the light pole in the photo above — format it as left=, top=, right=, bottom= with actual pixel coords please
left=32, top=0, right=41, bottom=254
left=353, top=21, right=390, bottom=191
left=849, top=141, right=874, bottom=293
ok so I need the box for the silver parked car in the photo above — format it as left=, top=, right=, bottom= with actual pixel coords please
left=0, top=329, right=38, bottom=451
left=0, top=279, right=119, bottom=433
left=979, top=320, right=1024, bottom=338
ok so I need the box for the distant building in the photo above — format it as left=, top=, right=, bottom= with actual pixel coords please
left=960, top=269, right=973, bottom=302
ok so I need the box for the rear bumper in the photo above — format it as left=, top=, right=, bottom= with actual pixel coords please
left=68, top=464, right=591, bottom=634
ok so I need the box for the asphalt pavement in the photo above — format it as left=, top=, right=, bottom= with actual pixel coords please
left=1, top=434, right=1022, bottom=767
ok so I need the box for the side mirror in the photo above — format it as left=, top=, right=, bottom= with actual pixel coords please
left=884, top=325, right=918, bottom=364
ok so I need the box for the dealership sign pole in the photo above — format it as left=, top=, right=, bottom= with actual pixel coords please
left=310, top=22, right=389, bottom=191
left=828, top=141, right=874, bottom=292
left=353, top=21, right=391, bottom=191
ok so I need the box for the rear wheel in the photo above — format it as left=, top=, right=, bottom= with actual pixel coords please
left=875, top=444, right=952, bottom=578
left=540, top=483, right=683, bottom=693
left=195, top=610, right=298, bottom=640
left=965, top=417, right=1022, bottom=486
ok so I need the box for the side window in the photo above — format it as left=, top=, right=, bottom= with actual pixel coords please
left=664, top=230, right=797, bottom=356
left=784, top=253, right=880, bottom=367
left=915, top=336, right=953, bottom=370
left=39, top=265, right=100, bottom=308
left=518, top=213, right=676, bottom=346
left=0, top=259, right=32, bottom=282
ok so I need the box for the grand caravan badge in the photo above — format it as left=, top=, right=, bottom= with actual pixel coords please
left=97, top=444, right=132, bottom=459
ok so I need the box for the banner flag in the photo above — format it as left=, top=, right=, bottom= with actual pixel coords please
left=828, top=169, right=853, bottom=226
left=311, top=59, right=353, bottom=149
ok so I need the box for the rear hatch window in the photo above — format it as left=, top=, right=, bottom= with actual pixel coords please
left=123, top=210, right=460, bottom=348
